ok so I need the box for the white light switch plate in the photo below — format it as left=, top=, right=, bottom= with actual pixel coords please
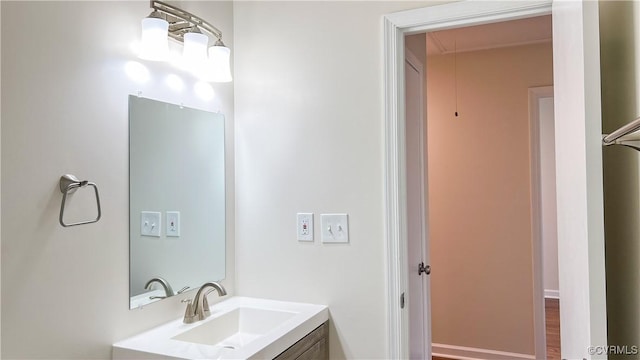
left=297, top=213, right=313, bottom=242
left=141, top=211, right=161, bottom=237
left=321, top=213, right=349, bottom=243
left=166, top=211, right=180, bottom=237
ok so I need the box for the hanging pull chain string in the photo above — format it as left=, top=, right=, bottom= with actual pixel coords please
left=454, top=38, right=459, bottom=117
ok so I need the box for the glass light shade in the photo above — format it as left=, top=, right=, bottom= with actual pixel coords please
left=183, top=32, right=209, bottom=65
left=202, top=45, right=232, bottom=83
left=139, top=17, right=169, bottom=61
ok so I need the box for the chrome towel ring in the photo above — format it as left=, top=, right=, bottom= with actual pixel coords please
left=58, top=174, right=102, bottom=227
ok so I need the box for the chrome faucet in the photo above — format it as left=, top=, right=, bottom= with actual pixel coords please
left=145, top=277, right=175, bottom=299
left=183, top=282, right=227, bottom=324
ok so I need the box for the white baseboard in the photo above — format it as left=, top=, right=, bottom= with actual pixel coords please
left=544, top=289, right=560, bottom=299
left=432, top=343, right=536, bottom=360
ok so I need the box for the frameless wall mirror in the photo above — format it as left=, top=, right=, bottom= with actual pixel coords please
left=129, top=96, right=225, bottom=309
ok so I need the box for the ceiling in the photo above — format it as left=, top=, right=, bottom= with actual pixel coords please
left=426, top=15, right=552, bottom=56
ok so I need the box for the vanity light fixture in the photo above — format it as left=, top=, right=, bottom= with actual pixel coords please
left=139, top=1, right=232, bottom=82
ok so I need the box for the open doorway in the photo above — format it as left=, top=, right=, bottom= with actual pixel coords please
left=404, top=15, right=561, bottom=360
left=385, top=2, right=607, bottom=359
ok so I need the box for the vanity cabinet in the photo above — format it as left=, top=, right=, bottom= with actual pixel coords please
left=274, top=322, right=328, bottom=360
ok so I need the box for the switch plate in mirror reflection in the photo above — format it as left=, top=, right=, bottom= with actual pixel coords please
left=129, top=96, right=226, bottom=309
left=141, top=211, right=161, bottom=237
left=166, top=211, right=181, bottom=237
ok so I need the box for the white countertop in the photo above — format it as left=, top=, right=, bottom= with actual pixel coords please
left=112, top=297, right=329, bottom=360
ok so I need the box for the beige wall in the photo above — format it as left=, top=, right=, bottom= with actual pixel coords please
left=1, top=2, right=235, bottom=358
left=599, top=1, right=640, bottom=357
left=426, top=42, right=553, bottom=355
left=232, top=1, right=437, bottom=359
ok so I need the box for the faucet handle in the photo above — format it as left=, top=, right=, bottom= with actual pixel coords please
left=202, top=295, right=211, bottom=318
left=182, top=299, right=196, bottom=324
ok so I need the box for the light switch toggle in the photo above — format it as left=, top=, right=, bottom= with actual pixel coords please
left=327, top=224, right=344, bottom=236
left=141, top=211, right=161, bottom=237
left=321, top=213, right=349, bottom=243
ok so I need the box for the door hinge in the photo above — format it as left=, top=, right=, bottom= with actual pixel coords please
left=418, top=262, right=431, bottom=275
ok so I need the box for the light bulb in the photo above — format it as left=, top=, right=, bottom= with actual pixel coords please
left=139, top=13, right=169, bottom=61
left=183, top=32, right=209, bottom=66
left=201, top=44, right=232, bottom=83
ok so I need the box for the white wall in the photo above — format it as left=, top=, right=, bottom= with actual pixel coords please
left=0, top=1, right=627, bottom=358
left=233, top=1, right=433, bottom=358
left=1, top=1, right=234, bottom=358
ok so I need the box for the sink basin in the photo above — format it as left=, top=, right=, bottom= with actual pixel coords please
left=112, top=297, right=328, bottom=360
left=172, top=307, right=296, bottom=347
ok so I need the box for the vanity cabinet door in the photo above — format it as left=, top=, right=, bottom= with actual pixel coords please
left=296, top=337, right=326, bottom=360
left=274, top=322, right=328, bottom=360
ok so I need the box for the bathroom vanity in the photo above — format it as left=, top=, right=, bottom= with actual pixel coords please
left=112, top=297, right=328, bottom=360
left=273, top=322, right=328, bottom=360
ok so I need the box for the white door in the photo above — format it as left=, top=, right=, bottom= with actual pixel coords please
left=405, top=49, right=431, bottom=360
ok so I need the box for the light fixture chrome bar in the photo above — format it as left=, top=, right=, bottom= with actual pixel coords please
left=150, top=0, right=224, bottom=44
left=602, top=116, right=640, bottom=151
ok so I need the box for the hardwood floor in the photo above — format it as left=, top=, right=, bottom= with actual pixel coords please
left=546, top=298, right=561, bottom=360
left=431, top=298, right=561, bottom=360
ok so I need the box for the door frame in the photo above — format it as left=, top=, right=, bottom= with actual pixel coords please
left=383, top=1, right=607, bottom=359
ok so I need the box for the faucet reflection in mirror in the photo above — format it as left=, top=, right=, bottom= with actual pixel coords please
left=140, top=0, right=232, bottom=82
left=145, top=277, right=175, bottom=299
